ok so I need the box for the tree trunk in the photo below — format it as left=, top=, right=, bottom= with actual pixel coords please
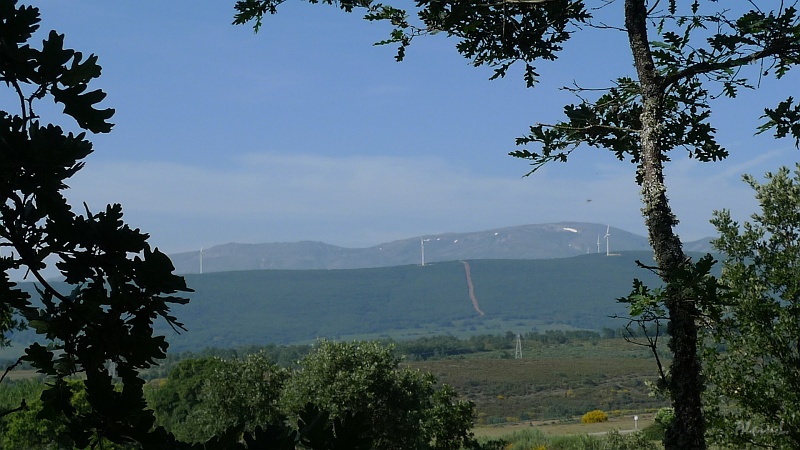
left=624, top=1, right=706, bottom=449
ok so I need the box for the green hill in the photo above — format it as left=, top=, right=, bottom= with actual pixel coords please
left=159, top=252, right=668, bottom=352
left=7, top=251, right=713, bottom=355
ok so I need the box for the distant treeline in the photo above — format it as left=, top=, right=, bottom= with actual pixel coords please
left=385, top=326, right=664, bottom=361
left=123, top=326, right=665, bottom=378
left=1, top=325, right=665, bottom=376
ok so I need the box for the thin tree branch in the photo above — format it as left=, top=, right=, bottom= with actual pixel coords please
left=0, top=399, right=27, bottom=419
left=0, top=357, right=22, bottom=385
left=663, top=43, right=800, bottom=90
left=537, top=122, right=641, bottom=134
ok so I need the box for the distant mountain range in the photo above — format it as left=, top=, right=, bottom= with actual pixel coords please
left=169, top=222, right=714, bottom=274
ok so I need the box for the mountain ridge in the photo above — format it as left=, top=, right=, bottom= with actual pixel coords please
left=170, top=222, right=714, bottom=274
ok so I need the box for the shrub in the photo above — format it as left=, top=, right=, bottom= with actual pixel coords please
left=480, top=429, right=658, bottom=450
left=492, top=429, right=548, bottom=450
left=654, top=407, right=674, bottom=426
left=602, top=430, right=659, bottom=450
left=581, top=409, right=609, bottom=424
left=548, top=434, right=600, bottom=450
left=640, top=422, right=666, bottom=441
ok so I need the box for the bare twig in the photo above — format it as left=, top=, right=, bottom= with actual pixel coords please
left=0, top=399, right=27, bottom=419
left=0, top=357, right=23, bottom=385
left=537, top=122, right=641, bottom=134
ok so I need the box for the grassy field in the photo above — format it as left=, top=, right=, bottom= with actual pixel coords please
left=0, top=369, right=39, bottom=381
left=474, top=412, right=657, bottom=438
left=3, top=335, right=670, bottom=439
left=406, top=338, right=669, bottom=423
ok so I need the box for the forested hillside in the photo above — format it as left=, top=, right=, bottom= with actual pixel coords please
left=161, top=252, right=671, bottom=351
left=6, top=251, right=712, bottom=355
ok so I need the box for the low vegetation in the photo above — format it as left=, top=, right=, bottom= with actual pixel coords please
left=581, top=410, right=609, bottom=424
left=477, top=429, right=658, bottom=450
left=122, top=330, right=667, bottom=426
left=1, top=333, right=666, bottom=449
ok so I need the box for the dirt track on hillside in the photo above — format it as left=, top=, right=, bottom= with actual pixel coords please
left=461, top=261, right=485, bottom=316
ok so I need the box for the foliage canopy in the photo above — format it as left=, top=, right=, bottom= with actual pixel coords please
left=705, top=165, right=800, bottom=448
left=0, top=0, right=197, bottom=447
left=147, top=340, right=477, bottom=450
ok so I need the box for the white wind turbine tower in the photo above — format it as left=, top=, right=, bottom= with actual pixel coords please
left=604, top=225, right=611, bottom=256
left=596, top=234, right=601, bottom=254
left=420, top=238, right=431, bottom=266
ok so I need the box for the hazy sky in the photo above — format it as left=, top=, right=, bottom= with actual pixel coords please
left=31, top=1, right=800, bottom=253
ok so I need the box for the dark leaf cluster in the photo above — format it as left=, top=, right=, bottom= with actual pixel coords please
left=511, top=75, right=726, bottom=178
left=758, top=96, right=800, bottom=147
left=235, top=0, right=589, bottom=85
left=414, top=0, right=589, bottom=86
left=0, top=0, right=196, bottom=447
left=512, top=2, right=800, bottom=176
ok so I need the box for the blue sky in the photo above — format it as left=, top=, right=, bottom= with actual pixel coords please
left=32, top=1, right=800, bottom=253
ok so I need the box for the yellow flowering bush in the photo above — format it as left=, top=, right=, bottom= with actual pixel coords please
left=581, top=409, right=609, bottom=424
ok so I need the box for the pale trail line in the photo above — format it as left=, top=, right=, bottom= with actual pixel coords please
left=461, top=261, right=485, bottom=316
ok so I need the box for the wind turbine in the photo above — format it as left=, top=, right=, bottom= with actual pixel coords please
left=420, top=238, right=431, bottom=266
left=199, top=247, right=204, bottom=274
left=604, top=225, right=611, bottom=256
left=596, top=234, right=601, bottom=254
